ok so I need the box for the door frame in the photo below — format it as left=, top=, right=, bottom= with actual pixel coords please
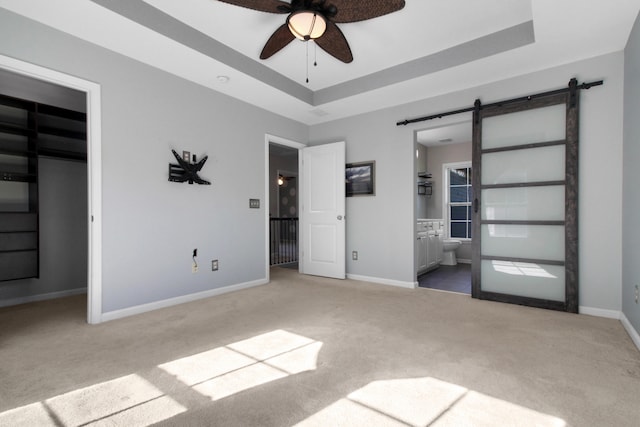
left=0, top=54, right=103, bottom=324
left=264, top=134, right=305, bottom=281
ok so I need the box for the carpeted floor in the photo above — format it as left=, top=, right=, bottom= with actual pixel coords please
left=0, top=267, right=639, bottom=426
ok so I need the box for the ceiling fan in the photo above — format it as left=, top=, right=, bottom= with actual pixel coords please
left=217, top=0, right=406, bottom=63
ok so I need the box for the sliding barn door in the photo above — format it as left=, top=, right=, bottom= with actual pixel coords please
left=471, top=86, right=579, bottom=312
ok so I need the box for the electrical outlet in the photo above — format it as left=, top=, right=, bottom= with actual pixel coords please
left=352, top=251, right=358, bottom=261
left=635, top=285, right=639, bottom=304
left=212, top=259, right=219, bottom=271
left=249, top=199, right=260, bottom=209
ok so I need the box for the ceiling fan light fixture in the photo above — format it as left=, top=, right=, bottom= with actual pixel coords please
left=287, top=10, right=326, bottom=41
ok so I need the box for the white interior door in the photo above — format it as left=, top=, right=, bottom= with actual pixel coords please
left=300, top=141, right=345, bottom=279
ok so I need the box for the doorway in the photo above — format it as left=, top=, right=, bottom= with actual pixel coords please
left=0, top=54, right=102, bottom=324
left=269, top=143, right=299, bottom=268
left=264, top=135, right=304, bottom=280
left=415, top=119, right=473, bottom=294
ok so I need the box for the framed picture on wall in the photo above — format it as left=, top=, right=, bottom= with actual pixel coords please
left=346, top=161, right=375, bottom=197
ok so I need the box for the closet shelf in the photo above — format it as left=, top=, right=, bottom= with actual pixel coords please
left=38, top=126, right=86, bottom=141
left=0, top=123, right=36, bottom=137
left=1, top=172, right=37, bottom=182
left=0, top=146, right=36, bottom=157
left=39, top=147, right=86, bottom=161
left=37, top=103, right=86, bottom=122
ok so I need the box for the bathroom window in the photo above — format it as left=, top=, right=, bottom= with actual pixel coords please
left=445, top=162, right=472, bottom=239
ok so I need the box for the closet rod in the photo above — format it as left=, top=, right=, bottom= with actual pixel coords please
left=396, top=78, right=603, bottom=127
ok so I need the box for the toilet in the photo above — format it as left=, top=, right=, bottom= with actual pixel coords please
left=441, top=239, right=461, bottom=265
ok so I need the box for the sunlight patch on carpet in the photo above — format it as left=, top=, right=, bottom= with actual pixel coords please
left=0, top=402, right=56, bottom=426
left=158, top=329, right=322, bottom=401
left=0, top=330, right=322, bottom=425
left=295, top=377, right=566, bottom=427
left=0, top=374, right=187, bottom=427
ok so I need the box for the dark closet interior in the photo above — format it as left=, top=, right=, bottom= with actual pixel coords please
left=0, top=92, right=86, bottom=282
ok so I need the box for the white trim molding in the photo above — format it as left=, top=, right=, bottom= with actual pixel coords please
left=0, top=54, right=103, bottom=324
left=621, top=313, right=640, bottom=352
left=578, top=306, right=621, bottom=319
left=102, top=278, right=269, bottom=323
left=576, top=307, right=640, bottom=352
left=347, top=274, right=417, bottom=289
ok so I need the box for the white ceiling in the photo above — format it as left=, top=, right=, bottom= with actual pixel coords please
left=1, top=0, right=639, bottom=125
left=416, top=121, right=473, bottom=147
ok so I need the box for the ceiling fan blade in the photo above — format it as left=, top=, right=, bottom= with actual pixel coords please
left=217, top=0, right=290, bottom=14
left=329, top=0, right=405, bottom=23
left=260, top=24, right=296, bottom=59
left=314, top=20, right=353, bottom=63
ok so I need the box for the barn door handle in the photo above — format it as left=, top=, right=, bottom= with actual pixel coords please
left=474, top=198, right=479, bottom=213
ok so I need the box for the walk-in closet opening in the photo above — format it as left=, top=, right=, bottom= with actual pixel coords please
left=0, top=67, right=89, bottom=316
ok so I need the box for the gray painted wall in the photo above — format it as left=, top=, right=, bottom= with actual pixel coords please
left=309, top=110, right=416, bottom=284
left=623, top=13, right=640, bottom=335
left=0, top=9, right=307, bottom=312
left=310, top=52, right=625, bottom=311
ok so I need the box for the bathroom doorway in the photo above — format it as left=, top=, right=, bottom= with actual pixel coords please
left=415, top=118, right=473, bottom=294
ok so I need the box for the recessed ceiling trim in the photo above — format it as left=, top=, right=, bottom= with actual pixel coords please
left=89, top=0, right=534, bottom=110
left=90, top=0, right=313, bottom=104
left=314, top=21, right=535, bottom=106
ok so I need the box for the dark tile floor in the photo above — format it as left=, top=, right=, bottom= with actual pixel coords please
left=418, top=263, right=471, bottom=294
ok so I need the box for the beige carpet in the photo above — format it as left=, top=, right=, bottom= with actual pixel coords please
left=0, top=267, right=638, bottom=426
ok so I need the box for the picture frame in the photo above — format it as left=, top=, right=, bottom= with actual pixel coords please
left=346, top=161, right=375, bottom=197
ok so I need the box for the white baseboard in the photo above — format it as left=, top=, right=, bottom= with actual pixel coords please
left=101, top=278, right=269, bottom=323
left=0, top=287, right=87, bottom=308
left=579, top=306, right=621, bottom=319
left=347, top=274, right=416, bottom=289
left=620, top=312, right=640, bottom=352
left=456, top=259, right=472, bottom=264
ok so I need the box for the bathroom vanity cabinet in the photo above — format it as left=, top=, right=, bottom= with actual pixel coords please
left=417, top=219, right=444, bottom=275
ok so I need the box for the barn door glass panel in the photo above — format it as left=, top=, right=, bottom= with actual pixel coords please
left=481, top=186, right=565, bottom=222
left=472, top=91, right=578, bottom=312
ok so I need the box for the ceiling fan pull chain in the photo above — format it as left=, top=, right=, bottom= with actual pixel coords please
left=314, top=42, right=318, bottom=67
left=306, top=42, right=309, bottom=83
